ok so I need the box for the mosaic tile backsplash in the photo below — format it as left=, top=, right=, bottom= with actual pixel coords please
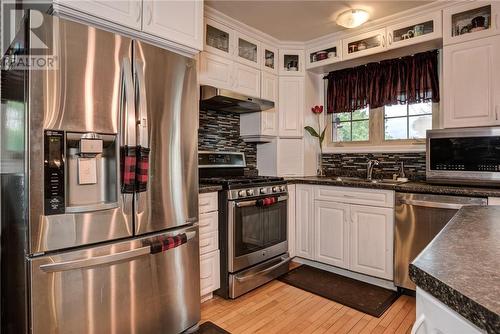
left=198, top=109, right=257, bottom=174
left=322, top=152, right=427, bottom=181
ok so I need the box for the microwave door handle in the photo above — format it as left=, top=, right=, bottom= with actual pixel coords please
left=39, top=247, right=151, bottom=273
left=134, top=59, right=148, bottom=149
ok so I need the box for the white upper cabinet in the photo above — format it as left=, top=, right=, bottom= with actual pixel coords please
left=232, top=62, right=261, bottom=97
left=55, top=0, right=142, bottom=29
left=278, top=76, right=304, bottom=137
left=260, top=72, right=278, bottom=135
left=199, top=52, right=233, bottom=90
left=261, top=44, right=278, bottom=74
left=349, top=205, right=394, bottom=280
left=306, top=41, right=342, bottom=69
left=142, top=0, right=203, bottom=51
left=443, top=35, right=500, bottom=128
left=314, top=201, right=350, bottom=269
left=386, top=12, right=442, bottom=50
left=342, top=28, right=387, bottom=60
left=279, top=49, right=305, bottom=76
left=204, top=18, right=235, bottom=58
left=235, top=32, right=261, bottom=69
left=443, top=1, right=500, bottom=46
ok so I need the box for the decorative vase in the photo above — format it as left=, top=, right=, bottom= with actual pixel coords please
left=317, top=151, right=325, bottom=177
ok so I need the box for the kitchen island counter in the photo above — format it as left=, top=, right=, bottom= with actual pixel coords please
left=410, top=206, right=500, bottom=333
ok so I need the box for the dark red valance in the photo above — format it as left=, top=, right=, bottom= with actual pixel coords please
left=325, top=50, right=440, bottom=113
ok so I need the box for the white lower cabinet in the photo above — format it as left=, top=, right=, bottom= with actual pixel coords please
left=295, top=185, right=395, bottom=281
left=198, top=192, right=220, bottom=301
left=200, top=250, right=221, bottom=297
left=413, top=288, right=483, bottom=334
left=314, top=201, right=350, bottom=269
left=350, top=205, right=394, bottom=280
left=295, top=185, right=314, bottom=259
left=287, top=185, right=296, bottom=258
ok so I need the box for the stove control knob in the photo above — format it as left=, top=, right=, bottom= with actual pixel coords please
left=238, top=190, right=246, bottom=197
left=280, top=186, right=286, bottom=192
left=260, top=188, right=267, bottom=194
left=246, top=189, right=254, bottom=196
left=272, top=186, right=278, bottom=193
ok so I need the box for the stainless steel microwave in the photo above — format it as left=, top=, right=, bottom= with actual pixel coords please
left=426, top=127, right=500, bottom=186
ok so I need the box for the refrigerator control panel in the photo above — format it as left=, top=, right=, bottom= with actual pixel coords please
left=44, top=130, right=65, bottom=215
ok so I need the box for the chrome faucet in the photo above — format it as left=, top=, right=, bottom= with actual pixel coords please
left=367, top=159, right=380, bottom=181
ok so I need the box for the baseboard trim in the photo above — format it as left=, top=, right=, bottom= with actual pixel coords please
left=293, top=257, right=397, bottom=291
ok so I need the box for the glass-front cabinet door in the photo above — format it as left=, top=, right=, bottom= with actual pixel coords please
left=342, top=28, right=387, bottom=60
left=386, top=12, right=442, bottom=50
left=261, top=44, right=278, bottom=74
left=235, top=32, right=261, bottom=68
left=279, top=49, right=305, bottom=75
left=306, top=41, right=341, bottom=69
left=204, top=18, right=235, bottom=58
left=443, top=1, right=500, bottom=45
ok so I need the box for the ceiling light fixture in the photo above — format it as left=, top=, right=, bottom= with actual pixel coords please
left=336, top=9, right=369, bottom=29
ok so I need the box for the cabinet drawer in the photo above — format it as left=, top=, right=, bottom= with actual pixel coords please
left=199, top=211, right=218, bottom=235
left=200, top=231, right=219, bottom=255
left=315, top=186, right=395, bottom=208
left=200, top=250, right=220, bottom=296
left=199, top=192, right=218, bottom=214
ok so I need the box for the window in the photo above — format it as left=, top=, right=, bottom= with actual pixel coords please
left=384, top=102, right=432, bottom=140
left=333, top=108, right=369, bottom=142
left=328, top=103, right=436, bottom=148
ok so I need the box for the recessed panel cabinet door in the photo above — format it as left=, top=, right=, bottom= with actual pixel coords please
left=279, top=76, right=304, bottom=137
left=443, top=35, right=500, bottom=128
left=55, top=0, right=142, bottom=30
left=349, top=205, right=394, bottom=280
left=261, top=72, right=278, bottom=136
left=199, top=52, right=233, bottom=90
left=313, top=201, right=350, bottom=269
left=142, top=0, right=203, bottom=50
left=233, top=62, right=261, bottom=98
left=295, top=185, right=314, bottom=259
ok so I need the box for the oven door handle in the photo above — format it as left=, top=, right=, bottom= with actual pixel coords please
left=235, top=195, right=288, bottom=208
left=235, top=256, right=291, bottom=282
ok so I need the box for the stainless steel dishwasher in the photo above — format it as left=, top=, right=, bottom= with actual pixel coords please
left=394, top=193, right=487, bottom=290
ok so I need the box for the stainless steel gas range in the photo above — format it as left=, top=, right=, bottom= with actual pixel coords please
left=199, top=151, right=291, bottom=298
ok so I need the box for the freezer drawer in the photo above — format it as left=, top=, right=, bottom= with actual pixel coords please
left=29, top=225, right=200, bottom=334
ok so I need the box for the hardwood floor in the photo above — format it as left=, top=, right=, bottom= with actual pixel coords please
left=201, top=280, right=416, bottom=334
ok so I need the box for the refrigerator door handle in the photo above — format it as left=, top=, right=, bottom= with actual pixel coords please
left=40, top=247, right=151, bottom=273
left=134, top=59, right=149, bottom=149
left=39, top=231, right=197, bottom=273
left=120, top=58, right=136, bottom=215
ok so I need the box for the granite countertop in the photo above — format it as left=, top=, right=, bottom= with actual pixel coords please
left=199, top=184, right=223, bottom=194
left=409, top=206, right=500, bottom=333
left=287, top=176, right=500, bottom=198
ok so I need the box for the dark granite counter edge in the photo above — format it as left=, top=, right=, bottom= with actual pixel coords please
left=287, top=178, right=500, bottom=198
left=199, top=184, right=223, bottom=194
left=409, top=264, right=499, bottom=333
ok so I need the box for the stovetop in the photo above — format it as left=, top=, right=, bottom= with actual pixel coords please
left=199, top=175, right=285, bottom=188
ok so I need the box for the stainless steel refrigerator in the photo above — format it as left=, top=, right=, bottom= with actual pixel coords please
left=1, top=11, right=200, bottom=334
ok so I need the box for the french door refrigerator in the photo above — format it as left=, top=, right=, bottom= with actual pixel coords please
left=0, top=11, right=200, bottom=334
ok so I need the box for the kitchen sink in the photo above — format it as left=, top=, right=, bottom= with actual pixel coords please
left=332, top=176, right=408, bottom=186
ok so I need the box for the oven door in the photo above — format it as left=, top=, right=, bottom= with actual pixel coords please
left=228, top=194, right=288, bottom=272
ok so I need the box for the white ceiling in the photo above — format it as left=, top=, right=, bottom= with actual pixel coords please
left=206, top=0, right=433, bottom=42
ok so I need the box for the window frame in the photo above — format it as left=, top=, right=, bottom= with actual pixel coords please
left=325, top=103, right=439, bottom=152
left=383, top=103, right=433, bottom=141
left=332, top=107, right=370, bottom=143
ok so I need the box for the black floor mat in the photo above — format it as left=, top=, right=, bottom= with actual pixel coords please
left=278, top=265, right=400, bottom=317
left=193, top=322, right=230, bottom=334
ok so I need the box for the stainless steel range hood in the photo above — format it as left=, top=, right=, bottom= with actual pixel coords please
left=200, top=85, right=274, bottom=113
